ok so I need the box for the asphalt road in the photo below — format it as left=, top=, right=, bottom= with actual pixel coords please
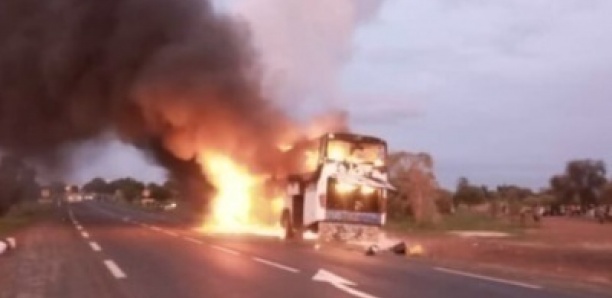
left=41, top=201, right=610, bottom=298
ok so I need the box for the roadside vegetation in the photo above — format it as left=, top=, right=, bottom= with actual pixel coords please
left=0, top=202, right=50, bottom=235
left=0, top=153, right=185, bottom=235
left=3, top=149, right=610, bottom=236
left=386, top=209, right=524, bottom=234
left=385, top=152, right=612, bottom=233
left=81, top=177, right=184, bottom=213
left=0, top=155, right=39, bottom=216
left=0, top=154, right=45, bottom=235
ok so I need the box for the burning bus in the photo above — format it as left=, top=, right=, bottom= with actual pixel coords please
left=280, top=132, right=394, bottom=243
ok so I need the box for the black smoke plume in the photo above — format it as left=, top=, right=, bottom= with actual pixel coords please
left=0, top=0, right=291, bottom=205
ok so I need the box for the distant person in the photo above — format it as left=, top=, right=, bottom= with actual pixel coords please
left=533, top=205, right=544, bottom=223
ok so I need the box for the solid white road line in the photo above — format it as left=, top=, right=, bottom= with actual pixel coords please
left=183, top=237, right=203, bottom=245
left=162, top=230, right=179, bottom=237
left=89, top=241, right=102, bottom=252
left=434, top=267, right=542, bottom=289
left=210, top=245, right=241, bottom=256
left=81, top=231, right=90, bottom=238
left=104, top=260, right=127, bottom=279
left=252, top=257, right=300, bottom=273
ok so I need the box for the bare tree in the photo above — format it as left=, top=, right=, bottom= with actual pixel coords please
left=388, top=151, right=440, bottom=224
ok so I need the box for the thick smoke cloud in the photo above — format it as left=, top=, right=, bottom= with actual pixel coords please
left=0, top=0, right=291, bottom=203
left=230, top=0, right=386, bottom=109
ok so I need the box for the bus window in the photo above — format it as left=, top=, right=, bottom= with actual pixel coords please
left=325, top=139, right=385, bottom=165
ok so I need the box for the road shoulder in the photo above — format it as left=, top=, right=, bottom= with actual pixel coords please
left=0, top=208, right=126, bottom=298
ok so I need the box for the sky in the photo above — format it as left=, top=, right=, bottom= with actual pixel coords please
left=71, top=0, right=612, bottom=190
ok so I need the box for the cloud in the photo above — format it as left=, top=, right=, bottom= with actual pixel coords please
left=227, top=0, right=387, bottom=110
left=344, top=94, right=423, bottom=125
left=344, top=0, right=612, bottom=188
left=68, top=140, right=167, bottom=184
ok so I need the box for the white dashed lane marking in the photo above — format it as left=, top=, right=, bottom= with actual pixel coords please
left=104, top=260, right=127, bottom=279
left=81, top=231, right=90, bottom=239
left=162, top=230, right=179, bottom=237
left=89, top=241, right=102, bottom=252
left=94, top=213, right=307, bottom=279
left=183, top=237, right=203, bottom=245
left=434, top=267, right=542, bottom=289
left=252, top=257, right=300, bottom=273
left=211, top=245, right=241, bottom=256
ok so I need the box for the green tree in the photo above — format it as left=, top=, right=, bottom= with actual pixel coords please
left=567, top=159, right=606, bottom=205
left=550, top=175, right=574, bottom=203
left=453, top=177, right=486, bottom=206
left=110, top=178, right=144, bottom=202
left=550, top=159, right=607, bottom=206
left=602, top=182, right=612, bottom=205
left=497, top=184, right=533, bottom=201
left=83, top=177, right=112, bottom=194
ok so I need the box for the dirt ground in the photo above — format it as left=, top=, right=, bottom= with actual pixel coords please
left=397, top=217, right=612, bottom=287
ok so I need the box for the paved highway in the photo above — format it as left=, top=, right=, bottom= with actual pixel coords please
left=35, top=201, right=609, bottom=298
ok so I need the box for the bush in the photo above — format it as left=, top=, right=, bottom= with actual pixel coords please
left=0, top=202, right=49, bottom=235
left=435, top=189, right=454, bottom=214
left=386, top=209, right=522, bottom=233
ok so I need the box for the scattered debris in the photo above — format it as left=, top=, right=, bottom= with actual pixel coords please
left=408, top=244, right=424, bottom=256
left=365, top=245, right=379, bottom=256
left=390, top=242, right=407, bottom=255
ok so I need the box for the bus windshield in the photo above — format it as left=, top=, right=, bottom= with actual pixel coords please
left=326, top=139, right=385, bottom=165
left=326, top=178, right=384, bottom=214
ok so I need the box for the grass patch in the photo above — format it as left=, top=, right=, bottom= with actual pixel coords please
left=0, top=202, right=50, bottom=236
left=385, top=210, right=525, bottom=234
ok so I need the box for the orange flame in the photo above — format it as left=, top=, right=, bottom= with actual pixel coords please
left=197, top=151, right=284, bottom=237
left=191, top=112, right=347, bottom=239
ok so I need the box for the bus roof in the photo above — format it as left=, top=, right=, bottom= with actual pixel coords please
left=322, top=132, right=387, bottom=145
